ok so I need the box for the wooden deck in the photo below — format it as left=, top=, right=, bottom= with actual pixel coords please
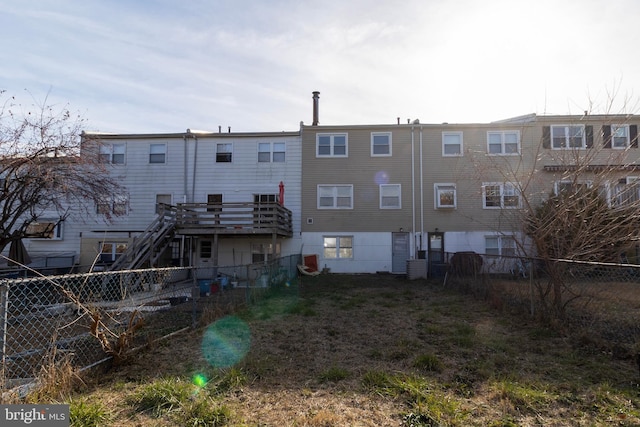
left=173, top=202, right=293, bottom=237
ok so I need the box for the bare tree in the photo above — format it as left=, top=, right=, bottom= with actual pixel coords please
left=466, top=107, right=640, bottom=317
left=0, top=90, right=125, bottom=254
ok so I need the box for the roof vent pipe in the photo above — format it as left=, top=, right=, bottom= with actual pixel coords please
left=218, top=125, right=221, bottom=133
left=312, top=91, right=320, bottom=126
left=228, top=126, right=231, bottom=133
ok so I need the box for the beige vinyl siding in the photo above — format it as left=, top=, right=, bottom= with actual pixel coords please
left=302, top=125, right=413, bottom=232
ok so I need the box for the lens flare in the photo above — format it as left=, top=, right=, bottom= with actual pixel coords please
left=374, top=170, right=389, bottom=185
left=201, top=316, right=251, bottom=368
left=192, top=373, right=208, bottom=388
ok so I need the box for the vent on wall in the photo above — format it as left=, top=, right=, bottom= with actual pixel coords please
left=306, top=218, right=314, bottom=224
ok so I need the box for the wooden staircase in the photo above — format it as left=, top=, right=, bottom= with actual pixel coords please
left=108, top=206, right=177, bottom=271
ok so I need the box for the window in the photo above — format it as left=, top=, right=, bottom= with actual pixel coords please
left=149, top=144, right=166, bottom=163
left=483, top=183, right=520, bottom=209
left=251, top=242, right=281, bottom=263
left=612, top=177, right=640, bottom=206
left=371, top=132, right=391, bottom=156
left=258, top=142, right=286, bottom=162
left=99, top=143, right=125, bottom=164
left=216, top=143, right=232, bottom=162
left=554, top=180, right=591, bottom=196
left=487, top=131, right=520, bottom=155
left=200, top=241, right=212, bottom=258
left=442, top=132, right=463, bottom=156
left=434, top=183, right=456, bottom=209
left=323, top=236, right=353, bottom=259
left=485, top=235, right=516, bottom=256
left=97, top=195, right=129, bottom=215
left=612, top=125, right=630, bottom=149
left=551, top=125, right=585, bottom=149
left=318, top=185, right=353, bottom=209
left=99, top=242, right=127, bottom=264
left=156, top=194, right=172, bottom=215
left=380, top=184, right=401, bottom=209
left=206, top=193, right=222, bottom=213
left=25, top=219, right=62, bottom=240
left=316, top=134, right=348, bottom=157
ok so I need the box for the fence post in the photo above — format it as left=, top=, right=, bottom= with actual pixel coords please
left=0, top=281, right=8, bottom=381
left=191, top=267, right=198, bottom=328
left=529, top=261, right=534, bottom=317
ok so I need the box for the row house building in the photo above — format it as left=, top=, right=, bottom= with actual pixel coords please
left=16, top=92, right=640, bottom=276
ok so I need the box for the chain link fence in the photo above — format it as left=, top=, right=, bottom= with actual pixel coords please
left=0, top=254, right=301, bottom=389
left=442, top=251, right=640, bottom=357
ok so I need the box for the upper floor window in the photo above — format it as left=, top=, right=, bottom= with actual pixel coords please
left=380, top=184, right=401, bottom=209
left=371, top=132, right=392, bottom=156
left=149, top=143, right=166, bottom=163
left=611, top=125, right=630, bottom=149
left=318, top=185, right=353, bottom=209
left=99, top=143, right=125, bottom=164
left=25, top=219, right=62, bottom=240
left=216, top=143, right=232, bottom=162
left=258, top=142, right=286, bottom=162
left=483, top=183, right=520, bottom=209
left=434, top=183, right=456, bottom=209
left=317, top=134, right=347, bottom=157
left=442, top=132, right=463, bottom=156
left=487, top=131, right=520, bottom=155
left=551, top=125, right=586, bottom=149
left=323, top=236, right=353, bottom=259
left=601, top=124, right=631, bottom=149
left=485, top=235, right=516, bottom=256
left=97, top=195, right=129, bottom=215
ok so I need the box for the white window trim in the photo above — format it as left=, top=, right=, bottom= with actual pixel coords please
left=612, top=124, right=630, bottom=149
left=317, top=184, right=354, bottom=209
left=485, top=234, right=516, bottom=256
left=486, top=130, right=521, bottom=155
left=100, top=143, right=126, bottom=164
left=323, top=235, right=354, bottom=260
left=434, top=183, right=457, bottom=209
left=156, top=194, right=172, bottom=214
left=553, top=180, right=593, bottom=196
left=316, top=133, right=348, bottom=158
left=149, top=143, right=167, bottom=164
left=26, top=219, right=63, bottom=240
left=551, top=125, right=586, bottom=150
left=371, top=132, right=392, bottom=157
left=258, top=142, right=286, bottom=162
left=379, top=184, right=401, bottom=209
left=482, top=182, right=521, bottom=209
left=442, top=131, right=463, bottom=157
left=216, top=143, right=233, bottom=162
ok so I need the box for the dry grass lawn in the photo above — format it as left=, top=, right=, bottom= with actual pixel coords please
left=35, top=274, right=640, bottom=426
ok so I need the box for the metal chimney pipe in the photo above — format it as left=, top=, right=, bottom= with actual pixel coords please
left=312, top=91, right=320, bottom=126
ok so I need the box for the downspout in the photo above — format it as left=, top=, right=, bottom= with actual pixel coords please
left=419, top=125, right=424, bottom=251
left=183, top=134, right=188, bottom=203
left=191, top=135, right=198, bottom=203
left=411, top=126, right=416, bottom=257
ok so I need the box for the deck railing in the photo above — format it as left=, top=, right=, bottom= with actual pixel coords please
left=174, top=202, right=293, bottom=236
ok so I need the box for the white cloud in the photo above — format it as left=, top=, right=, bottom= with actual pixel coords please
left=0, top=0, right=637, bottom=133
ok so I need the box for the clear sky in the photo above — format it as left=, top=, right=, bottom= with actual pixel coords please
left=1, top=0, right=638, bottom=133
